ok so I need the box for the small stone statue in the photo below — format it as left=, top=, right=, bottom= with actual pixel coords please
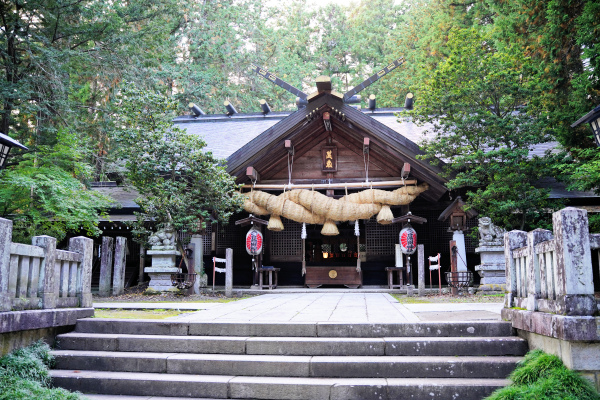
left=148, top=224, right=176, bottom=249
left=478, top=217, right=506, bottom=246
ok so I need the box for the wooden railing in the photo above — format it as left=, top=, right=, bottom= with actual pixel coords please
left=0, top=218, right=93, bottom=312
left=504, top=207, right=597, bottom=316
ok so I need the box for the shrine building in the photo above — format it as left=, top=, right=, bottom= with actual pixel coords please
left=169, top=72, right=562, bottom=289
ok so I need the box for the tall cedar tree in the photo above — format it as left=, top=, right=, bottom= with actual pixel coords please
left=405, top=28, right=559, bottom=231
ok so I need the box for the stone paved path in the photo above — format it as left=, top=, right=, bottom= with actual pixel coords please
left=93, top=293, right=504, bottom=323
left=170, top=293, right=500, bottom=323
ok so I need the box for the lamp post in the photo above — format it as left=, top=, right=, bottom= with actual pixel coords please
left=0, top=132, right=28, bottom=169
left=571, top=105, right=600, bottom=146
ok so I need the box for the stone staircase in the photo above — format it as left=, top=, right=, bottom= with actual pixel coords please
left=50, top=319, right=527, bottom=400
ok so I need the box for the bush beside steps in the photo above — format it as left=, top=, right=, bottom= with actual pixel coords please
left=0, top=341, right=82, bottom=400
left=486, top=349, right=600, bottom=400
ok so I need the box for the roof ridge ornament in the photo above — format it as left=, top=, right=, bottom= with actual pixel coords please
left=343, top=57, right=405, bottom=102
left=250, top=58, right=406, bottom=106
left=250, top=64, right=308, bottom=100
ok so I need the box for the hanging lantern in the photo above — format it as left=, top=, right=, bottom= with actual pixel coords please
left=399, top=224, right=417, bottom=254
left=245, top=227, right=263, bottom=255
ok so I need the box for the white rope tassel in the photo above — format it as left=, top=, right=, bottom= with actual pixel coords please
left=354, top=220, right=360, bottom=236
left=301, top=222, right=307, bottom=240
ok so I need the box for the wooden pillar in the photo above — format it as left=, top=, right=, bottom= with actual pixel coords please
left=99, top=236, right=114, bottom=297
left=450, top=240, right=458, bottom=296
left=112, top=237, right=127, bottom=296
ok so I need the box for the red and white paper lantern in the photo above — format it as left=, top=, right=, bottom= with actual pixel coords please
left=399, top=224, right=417, bottom=255
left=245, top=228, right=263, bottom=255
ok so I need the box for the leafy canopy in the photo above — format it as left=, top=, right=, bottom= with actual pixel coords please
left=110, top=84, right=243, bottom=244
left=405, top=28, right=559, bottom=231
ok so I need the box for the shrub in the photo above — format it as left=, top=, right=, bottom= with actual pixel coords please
left=486, top=350, right=600, bottom=400
left=0, top=341, right=81, bottom=400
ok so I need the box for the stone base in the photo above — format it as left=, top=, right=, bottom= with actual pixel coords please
left=192, top=273, right=208, bottom=295
left=144, top=267, right=179, bottom=292
left=477, top=283, right=506, bottom=293
left=475, top=245, right=506, bottom=287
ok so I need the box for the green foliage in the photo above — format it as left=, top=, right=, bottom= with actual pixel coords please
left=110, top=83, right=243, bottom=244
left=485, top=350, right=600, bottom=400
left=0, top=341, right=81, bottom=400
left=404, top=28, right=560, bottom=231
left=480, top=0, right=600, bottom=198
left=0, top=341, right=53, bottom=385
left=0, top=130, right=112, bottom=243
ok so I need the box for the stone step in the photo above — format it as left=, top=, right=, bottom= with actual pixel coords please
left=50, top=370, right=509, bottom=400
left=52, top=350, right=521, bottom=379
left=56, top=332, right=528, bottom=356
left=74, top=319, right=514, bottom=337
left=83, top=396, right=232, bottom=400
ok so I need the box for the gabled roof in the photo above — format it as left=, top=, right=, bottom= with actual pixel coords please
left=173, top=107, right=435, bottom=160
left=177, top=94, right=448, bottom=201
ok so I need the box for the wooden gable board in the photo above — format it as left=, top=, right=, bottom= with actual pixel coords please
left=226, top=94, right=448, bottom=201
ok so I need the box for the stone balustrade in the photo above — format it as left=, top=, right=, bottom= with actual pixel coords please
left=502, top=207, right=600, bottom=389
left=0, top=217, right=93, bottom=312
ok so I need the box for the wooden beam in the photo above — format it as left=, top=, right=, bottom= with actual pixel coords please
left=401, top=163, right=410, bottom=179
left=392, top=213, right=427, bottom=225
left=316, top=75, right=332, bottom=93
left=246, top=166, right=260, bottom=182
left=284, top=140, right=294, bottom=155
left=240, top=179, right=417, bottom=190
left=235, top=215, right=269, bottom=226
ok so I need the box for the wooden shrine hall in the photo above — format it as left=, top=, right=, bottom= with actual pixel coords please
left=174, top=69, right=483, bottom=289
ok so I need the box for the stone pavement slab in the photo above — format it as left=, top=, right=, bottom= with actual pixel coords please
left=165, top=293, right=504, bottom=323
left=174, top=293, right=416, bottom=323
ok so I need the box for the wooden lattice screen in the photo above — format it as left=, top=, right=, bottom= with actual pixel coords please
left=216, top=223, right=245, bottom=256
left=177, top=223, right=213, bottom=254
left=270, top=217, right=302, bottom=261
left=365, top=217, right=401, bottom=256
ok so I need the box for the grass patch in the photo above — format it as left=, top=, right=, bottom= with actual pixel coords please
left=93, top=309, right=194, bottom=319
left=0, top=341, right=81, bottom=400
left=391, top=293, right=504, bottom=304
left=391, top=295, right=432, bottom=304
left=485, top=350, right=600, bottom=400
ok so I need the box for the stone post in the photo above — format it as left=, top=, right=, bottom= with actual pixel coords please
left=190, top=234, right=207, bottom=294
left=417, top=244, right=425, bottom=296
left=0, top=218, right=13, bottom=311
left=552, top=207, right=595, bottom=315
left=225, top=248, right=233, bottom=298
left=525, top=229, right=553, bottom=312
left=112, top=237, right=127, bottom=296
left=69, top=236, right=94, bottom=308
left=139, top=246, right=145, bottom=284
left=99, top=236, right=114, bottom=297
left=504, top=230, right=527, bottom=308
left=32, top=235, right=57, bottom=309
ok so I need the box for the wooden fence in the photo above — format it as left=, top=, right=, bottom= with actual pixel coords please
left=0, top=218, right=93, bottom=312
left=504, top=207, right=598, bottom=316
